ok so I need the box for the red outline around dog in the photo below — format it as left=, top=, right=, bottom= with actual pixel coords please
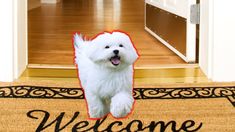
left=72, top=30, right=140, bottom=120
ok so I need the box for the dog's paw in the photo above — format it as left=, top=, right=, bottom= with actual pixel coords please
left=110, top=92, right=134, bottom=118
left=88, top=106, right=108, bottom=118
left=87, top=99, right=109, bottom=118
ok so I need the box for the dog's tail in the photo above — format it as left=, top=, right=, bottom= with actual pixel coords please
left=74, top=33, right=84, bottom=49
left=73, top=33, right=85, bottom=65
left=74, top=33, right=90, bottom=66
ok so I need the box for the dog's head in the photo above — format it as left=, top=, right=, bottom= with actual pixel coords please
left=88, top=31, right=139, bottom=69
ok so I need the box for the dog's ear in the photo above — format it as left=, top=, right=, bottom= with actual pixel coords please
left=87, top=46, right=98, bottom=62
left=129, top=43, right=139, bottom=64
left=124, top=40, right=139, bottom=65
left=88, top=33, right=111, bottom=62
left=113, top=32, right=139, bottom=65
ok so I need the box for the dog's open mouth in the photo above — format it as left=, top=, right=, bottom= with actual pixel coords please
left=110, top=56, right=121, bottom=66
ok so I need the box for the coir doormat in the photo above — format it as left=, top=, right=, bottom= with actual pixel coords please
left=0, top=85, right=234, bottom=132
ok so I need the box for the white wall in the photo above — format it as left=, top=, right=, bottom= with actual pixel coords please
left=200, top=0, right=235, bottom=82
left=199, top=0, right=213, bottom=78
left=0, top=0, right=14, bottom=82
left=212, top=0, right=235, bottom=81
left=15, top=0, right=28, bottom=80
left=0, top=0, right=27, bottom=82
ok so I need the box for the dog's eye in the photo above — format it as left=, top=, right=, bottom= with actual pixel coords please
left=119, top=44, right=123, bottom=47
left=105, top=46, right=110, bottom=49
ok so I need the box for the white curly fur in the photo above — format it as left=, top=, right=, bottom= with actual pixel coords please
left=74, top=32, right=138, bottom=118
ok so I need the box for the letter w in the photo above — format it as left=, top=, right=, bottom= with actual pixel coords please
left=27, top=110, right=79, bottom=132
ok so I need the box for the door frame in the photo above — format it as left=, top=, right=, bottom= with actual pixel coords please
left=1, top=0, right=235, bottom=82
left=0, top=0, right=27, bottom=82
left=199, top=0, right=235, bottom=82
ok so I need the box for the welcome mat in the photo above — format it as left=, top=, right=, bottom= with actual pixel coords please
left=0, top=85, right=235, bottom=132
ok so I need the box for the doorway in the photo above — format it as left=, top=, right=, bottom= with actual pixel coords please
left=28, top=0, right=191, bottom=68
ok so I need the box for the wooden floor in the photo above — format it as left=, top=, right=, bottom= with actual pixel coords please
left=28, top=0, right=186, bottom=68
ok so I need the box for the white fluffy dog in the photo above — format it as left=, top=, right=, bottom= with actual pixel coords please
left=74, top=31, right=138, bottom=118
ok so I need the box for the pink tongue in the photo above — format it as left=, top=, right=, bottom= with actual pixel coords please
left=111, top=58, right=120, bottom=65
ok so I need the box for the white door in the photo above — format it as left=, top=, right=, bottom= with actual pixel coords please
left=145, top=0, right=197, bottom=63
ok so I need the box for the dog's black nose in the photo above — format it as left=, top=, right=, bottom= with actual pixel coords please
left=113, top=50, right=119, bottom=55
